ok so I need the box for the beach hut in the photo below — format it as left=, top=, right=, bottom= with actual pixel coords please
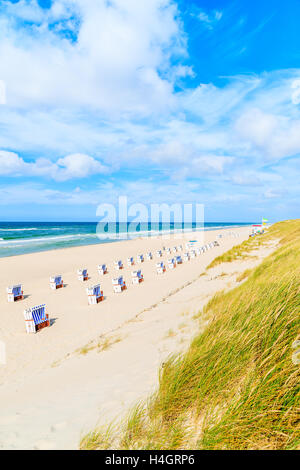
left=168, top=258, right=176, bottom=269
left=7, top=284, right=23, bottom=302
left=146, top=252, right=153, bottom=260
left=127, top=257, right=134, bottom=266
left=78, top=269, right=88, bottom=281
left=176, top=255, right=183, bottom=265
left=86, top=284, right=104, bottom=304
left=114, top=260, right=123, bottom=270
left=156, top=262, right=166, bottom=274
left=183, top=252, right=190, bottom=262
left=132, top=270, right=144, bottom=285
left=112, top=276, right=126, bottom=293
left=98, top=264, right=108, bottom=275
left=24, top=304, right=49, bottom=334
left=156, top=250, right=162, bottom=258
left=137, top=254, right=144, bottom=264
left=50, top=275, right=63, bottom=290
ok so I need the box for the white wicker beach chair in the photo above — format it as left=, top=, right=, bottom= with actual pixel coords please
left=86, top=284, right=104, bottom=304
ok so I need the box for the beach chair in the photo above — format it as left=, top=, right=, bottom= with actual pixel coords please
left=183, top=252, right=190, bottom=262
left=50, top=275, right=63, bottom=290
left=114, top=260, right=123, bottom=270
left=86, top=284, right=104, bottom=304
left=195, top=247, right=201, bottom=255
left=127, top=257, right=134, bottom=266
left=177, top=245, right=183, bottom=252
left=24, top=304, right=49, bottom=334
left=168, top=258, right=176, bottom=269
left=190, top=250, right=196, bottom=259
left=146, top=252, right=153, bottom=260
left=112, top=276, right=126, bottom=293
left=156, top=262, right=166, bottom=274
left=173, top=246, right=177, bottom=253
left=7, top=284, right=23, bottom=302
left=131, top=270, right=144, bottom=285
left=156, top=250, right=162, bottom=258
left=78, top=269, right=88, bottom=281
left=136, top=254, right=144, bottom=264
left=176, top=255, right=183, bottom=265
left=98, top=264, right=108, bottom=275
left=166, top=248, right=171, bottom=255
left=213, top=240, right=219, bottom=247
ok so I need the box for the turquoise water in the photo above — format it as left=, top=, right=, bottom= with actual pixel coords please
left=0, top=222, right=253, bottom=258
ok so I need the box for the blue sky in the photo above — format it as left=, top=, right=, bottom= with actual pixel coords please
left=0, top=0, right=299, bottom=221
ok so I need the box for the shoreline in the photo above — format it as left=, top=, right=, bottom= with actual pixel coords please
left=0, top=223, right=254, bottom=259
left=0, top=225, right=263, bottom=449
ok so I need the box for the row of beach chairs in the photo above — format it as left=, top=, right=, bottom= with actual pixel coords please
left=6, top=240, right=220, bottom=333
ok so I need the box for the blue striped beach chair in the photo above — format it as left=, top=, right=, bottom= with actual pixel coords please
left=168, top=258, right=176, bottom=269
left=50, top=275, right=63, bottom=290
left=24, top=304, right=49, bottom=334
left=112, top=276, right=126, bottom=293
left=136, top=254, right=144, bottom=264
left=183, top=252, right=190, bottom=262
left=156, top=250, right=162, bottom=258
left=98, top=264, right=108, bottom=275
left=146, top=252, right=153, bottom=260
left=156, top=262, right=166, bottom=274
left=131, top=270, right=144, bottom=285
left=86, top=284, right=104, bottom=304
left=78, top=268, right=88, bottom=281
left=127, top=257, right=134, bottom=266
left=114, top=260, right=123, bottom=270
left=7, top=284, right=23, bottom=302
left=176, top=255, right=183, bottom=265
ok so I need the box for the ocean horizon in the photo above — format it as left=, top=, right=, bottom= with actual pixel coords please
left=0, top=221, right=255, bottom=258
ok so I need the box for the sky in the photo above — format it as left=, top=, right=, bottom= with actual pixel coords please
left=0, top=0, right=299, bottom=222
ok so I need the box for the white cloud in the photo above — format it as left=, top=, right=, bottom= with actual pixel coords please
left=196, top=9, right=223, bottom=29
left=0, top=150, right=27, bottom=175
left=236, top=108, right=300, bottom=160
left=291, top=79, right=300, bottom=105
left=0, top=0, right=184, bottom=115
left=0, top=150, right=108, bottom=181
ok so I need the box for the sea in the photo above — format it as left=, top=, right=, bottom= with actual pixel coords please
left=0, top=222, right=254, bottom=258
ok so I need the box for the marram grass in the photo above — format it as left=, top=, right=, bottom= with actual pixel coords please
left=81, top=220, right=300, bottom=450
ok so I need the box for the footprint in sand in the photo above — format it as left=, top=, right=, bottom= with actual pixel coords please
left=51, top=421, right=67, bottom=432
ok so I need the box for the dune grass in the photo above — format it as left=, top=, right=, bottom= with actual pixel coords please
left=81, top=220, right=300, bottom=450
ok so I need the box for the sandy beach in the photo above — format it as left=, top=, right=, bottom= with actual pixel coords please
left=0, top=226, right=273, bottom=449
